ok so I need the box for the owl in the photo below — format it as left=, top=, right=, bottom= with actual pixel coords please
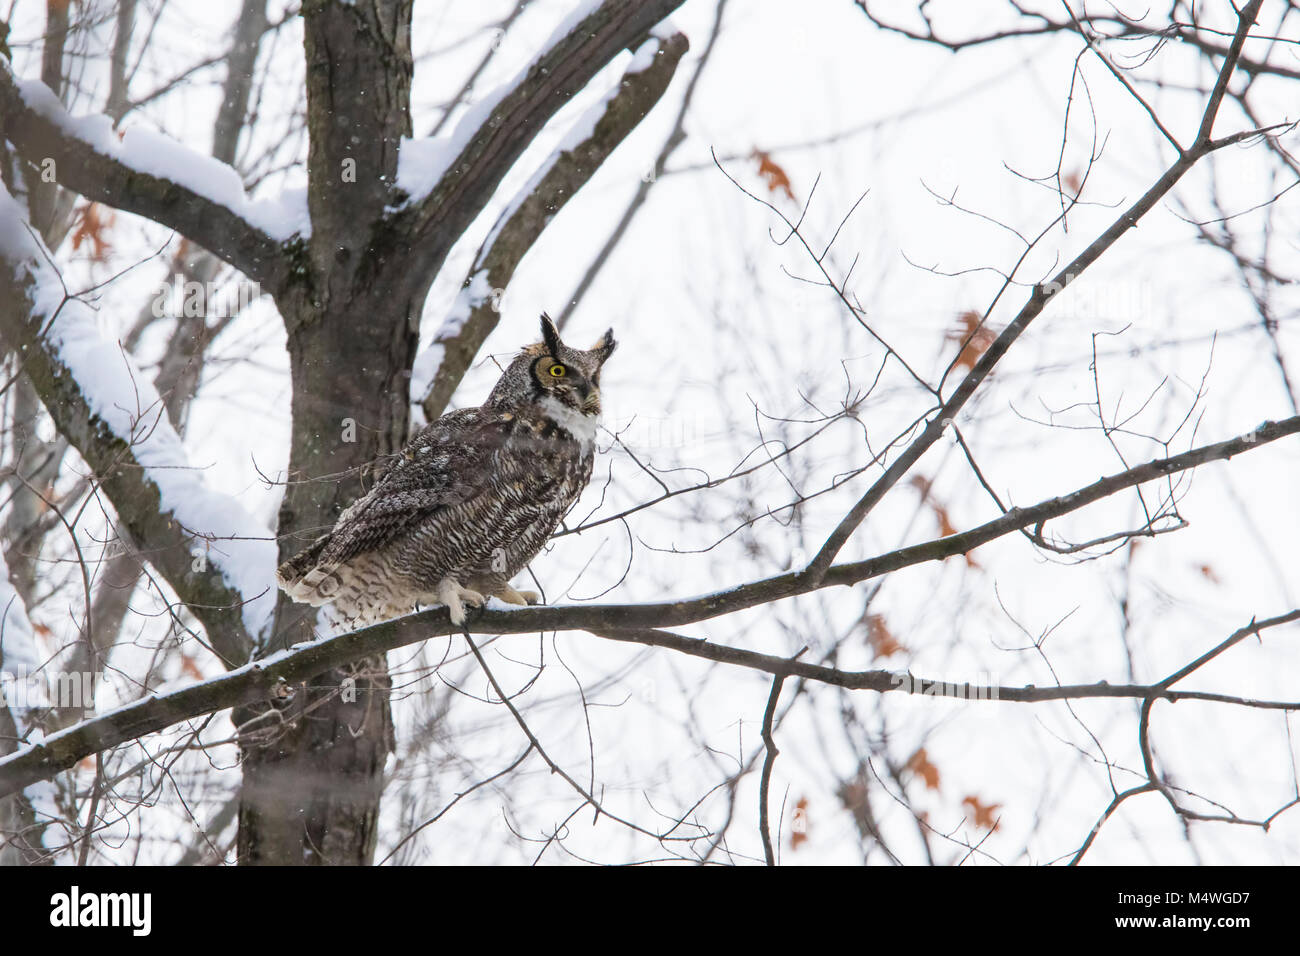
left=277, top=314, right=616, bottom=627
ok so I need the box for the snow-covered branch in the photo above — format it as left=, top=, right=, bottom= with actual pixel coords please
left=388, top=0, right=686, bottom=307
left=0, top=61, right=303, bottom=289
left=0, top=184, right=277, bottom=664
left=416, top=27, right=689, bottom=421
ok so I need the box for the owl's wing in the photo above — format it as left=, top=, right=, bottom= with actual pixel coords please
left=278, top=408, right=505, bottom=588
left=327, top=408, right=507, bottom=562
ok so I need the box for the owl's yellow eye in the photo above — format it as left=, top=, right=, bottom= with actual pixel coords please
left=548, top=364, right=566, bottom=378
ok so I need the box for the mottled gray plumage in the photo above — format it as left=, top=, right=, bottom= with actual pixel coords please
left=278, top=314, right=616, bottom=626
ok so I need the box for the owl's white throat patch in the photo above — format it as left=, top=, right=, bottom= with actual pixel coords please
left=540, top=396, right=599, bottom=448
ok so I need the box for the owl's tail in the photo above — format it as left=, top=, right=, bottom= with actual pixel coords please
left=277, top=538, right=394, bottom=629
left=275, top=534, right=341, bottom=607
left=278, top=546, right=397, bottom=630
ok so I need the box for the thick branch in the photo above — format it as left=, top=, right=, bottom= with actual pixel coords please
left=390, top=0, right=686, bottom=305
left=5, top=598, right=1294, bottom=800
left=301, top=0, right=411, bottom=307
left=0, top=202, right=272, bottom=666
left=0, top=62, right=288, bottom=289
left=420, top=29, right=688, bottom=420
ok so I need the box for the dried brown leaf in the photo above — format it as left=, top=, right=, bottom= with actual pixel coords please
left=751, top=148, right=794, bottom=200
left=906, top=747, right=942, bottom=791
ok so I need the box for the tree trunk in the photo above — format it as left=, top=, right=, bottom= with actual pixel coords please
left=234, top=0, right=414, bottom=866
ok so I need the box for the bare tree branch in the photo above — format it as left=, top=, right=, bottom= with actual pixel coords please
left=802, top=0, right=1268, bottom=581
left=855, top=2, right=1300, bottom=81
left=555, top=0, right=729, bottom=329
left=758, top=671, right=787, bottom=866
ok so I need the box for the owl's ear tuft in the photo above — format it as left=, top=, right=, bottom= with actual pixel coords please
left=592, top=328, right=617, bottom=364
left=540, top=313, right=563, bottom=357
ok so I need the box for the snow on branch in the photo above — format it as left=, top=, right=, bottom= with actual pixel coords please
left=0, top=62, right=302, bottom=288
left=0, top=184, right=276, bottom=659
left=388, top=0, right=687, bottom=303
left=414, top=28, right=689, bottom=420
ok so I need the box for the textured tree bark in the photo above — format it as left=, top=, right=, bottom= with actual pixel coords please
left=234, top=653, right=394, bottom=866
left=232, top=285, right=412, bottom=864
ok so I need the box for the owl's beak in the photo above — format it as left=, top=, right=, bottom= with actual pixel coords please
left=580, top=384, right=601, bottom=413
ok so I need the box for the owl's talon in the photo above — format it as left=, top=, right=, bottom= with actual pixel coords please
left=436, top=578, right=486, bottom=627
left=494, top=585, right=541, bottom=607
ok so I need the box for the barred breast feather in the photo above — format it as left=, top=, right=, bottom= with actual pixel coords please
left=276, top=405, right=592, bottom=627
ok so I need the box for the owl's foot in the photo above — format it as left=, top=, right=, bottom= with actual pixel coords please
left=436, top=578, right=486, bottom=626
left=494, top=585, right=542, bottom=607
